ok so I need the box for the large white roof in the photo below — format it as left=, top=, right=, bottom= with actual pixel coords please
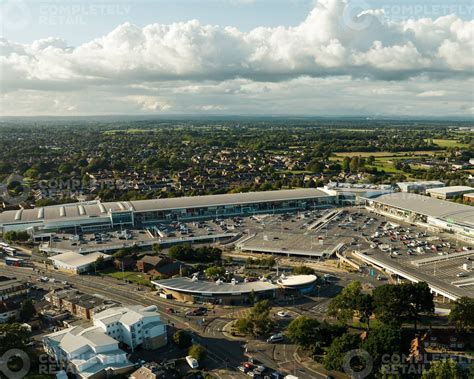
left=0, top=188, right=333, bottom=225
left=152, top=277, right=278, bottom=295
left=367, top=193, right=474, bottom=228
left=426, top=186, right=474, bottom=195
left=93, top=305, right=161, bottom=327
left=50, top=252, right=111, bottom=268
left=277, top=274, right=318, bottom=287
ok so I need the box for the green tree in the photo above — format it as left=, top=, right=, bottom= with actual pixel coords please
left=94, top=255, right=106, bottom=271
left=373, top=284, right=408, bottom=326
left=286, top=316, right=320, bottom=350
left=357, top=293, right=374, bottom=331
left=403, top=282, right=434, bottom=331
left=349, top=156, right=360, bottom=172
left=323, top=333, right=360, bottom=371
left=19, top=298, right=36, bottom=322
left=449, top=297, right=474, bottom=332
left=328, top=281, right=364, bottom=325
left=361, top=325, right=404, bottom=370
left=421, top=359, right=463, bottom=379
left=205, top=265, right=226, bottom=279
left=0, top=323, right=30, bottom=354
left=235, top=300, right=274, bottom=337
left=188, top=344, right=206, bottom=362
left=172, top=330, right=192, bottom=349
left=292, top=266, right=315, bottom=275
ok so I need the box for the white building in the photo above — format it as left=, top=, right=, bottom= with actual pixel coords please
left=323, top=183, right=393, bottom=205
left=43, top=305, right=167, bottom=379
left=426, top=186, right=474, bottom=200
left=49, top=252, right=112, bottom=274
left=396, top=181, right=445, bottom=194
left=43, top=325, right=133, bottom=379
left=93, top=305, right=167, bottom=350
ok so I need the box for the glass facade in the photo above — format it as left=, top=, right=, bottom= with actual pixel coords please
left=136, top=197, right=333, bottom=226
left=111, top=211, right=134, bottom=226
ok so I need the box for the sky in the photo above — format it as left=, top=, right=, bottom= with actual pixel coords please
left=1, top=0, right=473, bottom=117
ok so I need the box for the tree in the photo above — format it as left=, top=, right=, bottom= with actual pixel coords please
left=361, top=325, right=404, bottom=370
left=235, top=300, right=274, bottom=337
left=328, top=281, right=366, bottom=325
left=403, top=282, right=434, bottom=331
left=292, top=266, right=315, bottom=275
left=0, top=323, right=30, bottom=354
left=323, top=333, right=360, bottom=371
left=449, top=297, right=474, bottom=332
left=286, top=316, right=320, bottom=350
left=317, top=321, right=347, bottom=349
left=357, top=293, right=374, bottom=331
left=188, top=344, right=206, bottom=362
left=373, top=284, right=408, bottom=326
left=205, top=265, right=226, bottom=279
left=374, top=282, right=433, bottom=331
left=349, top=156, right=360, bottom=172
left=94, top=255, right=106, bottom=271
left=421, top=359, right=463, bottom=379
left=172, top=330, right=192, bottom=349
left=19, top=298, right=36, bottom=322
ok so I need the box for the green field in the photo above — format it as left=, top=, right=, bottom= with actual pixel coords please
left=333, top=150, right=443, bottom=158
left=429, top=139, right=469, bottom=148
left=101, top=270, right=152, bottom=286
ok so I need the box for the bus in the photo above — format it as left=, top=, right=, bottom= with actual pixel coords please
left=3, top=247, right=17, bottom=256
left=5, top=257, right=24, bottom=267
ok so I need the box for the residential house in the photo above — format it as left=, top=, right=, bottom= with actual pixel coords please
left=136, top=256, right=180, bottom=278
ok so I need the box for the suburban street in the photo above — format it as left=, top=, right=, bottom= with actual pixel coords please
left=1, top=263, right=341, bottom=378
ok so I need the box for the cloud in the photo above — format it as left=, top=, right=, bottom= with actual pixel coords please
left=417, top=90, right=447, bottom=97
left=0, top=0, right=473, bottom=116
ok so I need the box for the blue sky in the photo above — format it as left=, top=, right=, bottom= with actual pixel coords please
left=1, top=0, right=473, bottom=117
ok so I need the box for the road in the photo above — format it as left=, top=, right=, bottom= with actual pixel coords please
left=0, top=264, right=248, bottom=377
left=1, top=262, right=347, bottom=377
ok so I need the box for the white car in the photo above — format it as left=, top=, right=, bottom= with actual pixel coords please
left=277, top=311, right=288, bottom=318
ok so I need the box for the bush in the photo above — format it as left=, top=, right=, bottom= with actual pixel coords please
left=168, top=244, right=222, bottom=262
left=188, top=344, right=206, bottom=362
left=173, top=330, right=192, bottom=349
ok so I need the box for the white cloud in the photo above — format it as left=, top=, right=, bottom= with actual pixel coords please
left=417, top=90, right=447, bottom=97
left=0, top=0, right=472, bottom=116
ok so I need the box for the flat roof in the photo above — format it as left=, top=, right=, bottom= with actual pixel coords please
left=397, top=181, right=444, bottom=186
left=152, top=277, right=278, bottom=295
left=277, top=275, right=317, bottom=287
left=0, top=189, right=333, bottom=225
left=50, top=252, right=111, bottom=268
left=0, top=277, right=26, bottom=292
left=130, top=188, right=332, bottom=212
left=426, top=186, right=474, bottom=195
left=367, top=193, right=474, bottom=228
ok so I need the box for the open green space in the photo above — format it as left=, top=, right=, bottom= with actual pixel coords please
left=100, top=269, right=152, bottom=286
left=430, top=139, right=469, bottom=148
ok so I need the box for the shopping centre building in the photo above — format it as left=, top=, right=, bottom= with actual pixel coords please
left=0, top=189, right=336, bottom=235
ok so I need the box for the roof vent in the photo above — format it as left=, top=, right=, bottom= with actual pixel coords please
left=14, top=209, right=23, bottom=221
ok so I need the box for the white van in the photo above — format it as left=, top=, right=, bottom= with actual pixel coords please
left=185, top=356, right=199, bottom=369
left=266, top=333, right=284, bottom=343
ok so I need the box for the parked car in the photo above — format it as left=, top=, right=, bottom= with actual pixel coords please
left=266, top=333, right=284, bottom=343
